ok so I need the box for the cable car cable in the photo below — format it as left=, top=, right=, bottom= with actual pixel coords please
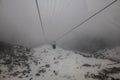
left=54, top=0, right=118, bottom=43
left=35, top=0, right=47, bottom=42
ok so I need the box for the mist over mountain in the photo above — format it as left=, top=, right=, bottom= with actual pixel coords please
left=0, top=0, right=120, bottom=52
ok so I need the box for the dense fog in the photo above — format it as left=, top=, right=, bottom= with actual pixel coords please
left=0, top=0, right=120, bottom=52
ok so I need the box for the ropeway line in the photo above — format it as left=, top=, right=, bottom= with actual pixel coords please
left=35, top=0, right=47, bottom=42
left=54, top=0, right=118, bottom=43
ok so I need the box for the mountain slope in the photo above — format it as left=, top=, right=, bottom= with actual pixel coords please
left=0, top=44, right=120, bottom=80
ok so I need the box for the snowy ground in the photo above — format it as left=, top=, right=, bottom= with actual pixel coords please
left=0, top=44, right=120, bottom=80
left=101, top=47, right=120, bottom=62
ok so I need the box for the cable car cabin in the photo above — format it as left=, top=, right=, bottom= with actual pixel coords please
left=52, top=43, right=56, bottom=49
left=51, top=41, right=56, bottom=49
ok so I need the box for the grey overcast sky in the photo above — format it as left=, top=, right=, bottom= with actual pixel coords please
left=0, top=0, right=120, bottom=52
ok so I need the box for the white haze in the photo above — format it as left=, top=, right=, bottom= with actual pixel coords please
left=0, top=0, right=120, bottom=52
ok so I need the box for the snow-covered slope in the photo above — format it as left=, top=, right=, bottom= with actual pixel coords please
left=0, top=45, right=120, bottom=80
left=102, top=47, right=120, bottom=62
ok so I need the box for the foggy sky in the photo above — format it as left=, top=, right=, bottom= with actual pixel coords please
left=0, top=0, right=120, bottom=52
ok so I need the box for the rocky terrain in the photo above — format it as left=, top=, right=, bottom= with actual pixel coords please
left=0, top=42, right=120, bottom=80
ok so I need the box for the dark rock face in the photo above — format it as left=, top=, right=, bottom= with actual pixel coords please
left=0, top=41, right=36, bottom=78
left=84, top=67, right=120, bottom=80
left=0, top=42, right=53, bottom=80
left=53, top=70, right=58, bottom=76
